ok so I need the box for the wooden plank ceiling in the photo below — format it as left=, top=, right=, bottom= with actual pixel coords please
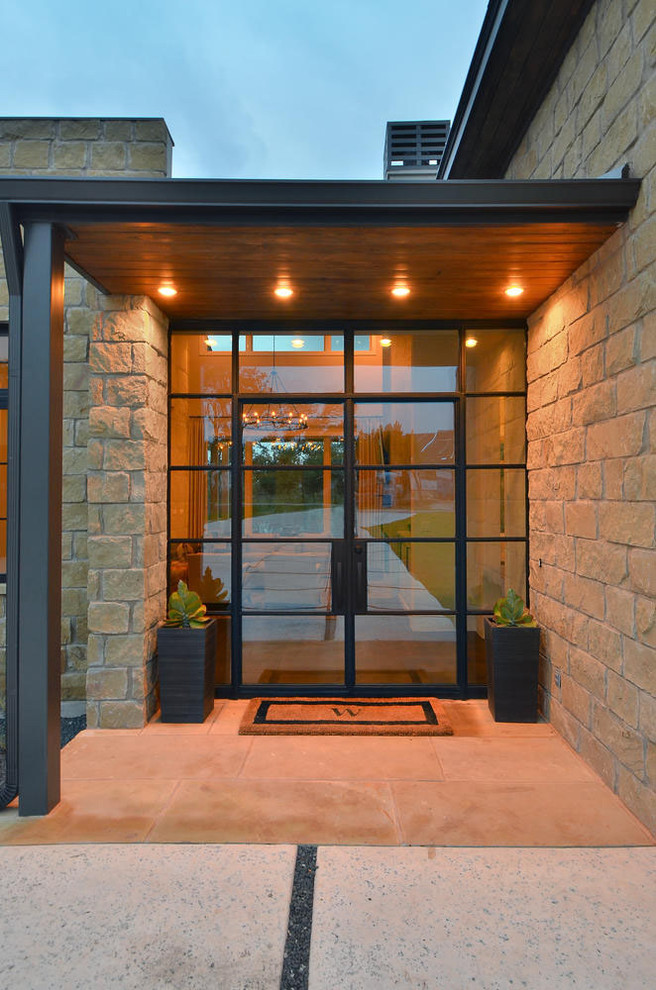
left=65, top=221, right=619, bottom=320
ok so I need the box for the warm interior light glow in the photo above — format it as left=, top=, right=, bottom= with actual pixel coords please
left=505, top=285, right=524, bottom=297
left=380, top=337, right=393, bottom=348
left=465, top=337, right=478, bottom=348
left=274, top=285, right=294, bottom=299
left=291, top=337, right=305, bottom=348
left=391, top=285, right=410, bottom=298
left=158, top=286, right=177, bottom=297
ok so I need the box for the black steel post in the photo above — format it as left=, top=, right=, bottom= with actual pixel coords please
left=17, top=222, right=65, bottom=816
left=0, top=202, right=23, bottom=809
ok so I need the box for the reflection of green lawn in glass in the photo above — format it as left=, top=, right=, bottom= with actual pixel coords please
left=367, top=511, right=455, bottom=609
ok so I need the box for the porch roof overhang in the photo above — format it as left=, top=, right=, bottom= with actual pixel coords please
left=0, top=175, right=640, bottom=322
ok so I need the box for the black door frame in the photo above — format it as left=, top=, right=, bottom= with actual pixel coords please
left=168, top=321, right=528, bottom=700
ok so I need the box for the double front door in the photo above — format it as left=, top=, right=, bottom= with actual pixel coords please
left=237, top=395, right=458, bottom=690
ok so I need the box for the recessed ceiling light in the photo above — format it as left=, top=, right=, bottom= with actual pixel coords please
left=465, top=337, right=478, bottom=348
left=274, top=285, right=294, bottom=299
left=505, top=285, right=524, bottom=297
left=380, top=337, right=393, bottom=348
left=391, top=285, right=410, bottom=298
left=291, top=337, right=305, bottom=348
left=158, top=285, right=177, bottom=297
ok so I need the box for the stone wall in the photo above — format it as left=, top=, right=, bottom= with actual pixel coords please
left=0, top=118, right=173, bottom=713
left=86, top=297, right=168, bottom=728
left=505, top=0, right=655, bottom=833
left=0, top=118, right=173, bottom=177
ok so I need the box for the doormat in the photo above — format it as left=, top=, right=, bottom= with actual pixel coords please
left=239, top=698, right=453, bottom=736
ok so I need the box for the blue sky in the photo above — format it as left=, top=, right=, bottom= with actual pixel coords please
left=1, top=0, right=487, bottom=179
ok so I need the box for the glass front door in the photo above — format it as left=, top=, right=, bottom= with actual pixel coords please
left=168, top=328, right=528, bottom=696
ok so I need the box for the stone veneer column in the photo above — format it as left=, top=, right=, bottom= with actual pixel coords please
left=0, top=117, right=173, bottom=715
left=86, top=297, right=168, bottom=728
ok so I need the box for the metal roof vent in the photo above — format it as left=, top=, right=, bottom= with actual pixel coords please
left=384, top=120, right=450, bottom=180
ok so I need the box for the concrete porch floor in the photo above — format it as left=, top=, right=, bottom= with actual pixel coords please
left=0, top=700, right=653, bottom=846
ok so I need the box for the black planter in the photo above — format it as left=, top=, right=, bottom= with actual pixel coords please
left=485, top=617, right=540, bottom=722
left=157, top=619, right=217, bottom=723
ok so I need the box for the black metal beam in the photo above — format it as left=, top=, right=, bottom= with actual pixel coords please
left=17, top=222, right=65, bottom=816
left=0, top=175, right=641, bottom=221
left=0, top=203, right=23, bottom=810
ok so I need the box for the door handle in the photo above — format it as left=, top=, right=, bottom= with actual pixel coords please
left=331, top=543, right=346, bottom=614
left=354, top=542, right=367, bottom=612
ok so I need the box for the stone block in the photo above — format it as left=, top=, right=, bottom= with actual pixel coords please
left=134, top=119, right=169, bottom=142
left=623, top=637, right=656, bottom=694
left=569, top=646, right=607, bottom=698
left=565, top=501, right=597, bottom=538
left=561, top=673, right=592, bottom=726
left=62, top=560, right=89, bottom=589
left=607, top=670, right=639, bottom=727
left=104, top=634, right=146, bottom=667
left=576, top=462, right=603, bottom=498
left=571, top=380, right=616, bottom=425
left=87, top=472, right=130, bottom=504
left=66, top=308, right=97, bottom=336
left=88, top=602, right=130, bottom=634
left=606, top=326, right=638, bottom=376
left=549, top=697, right=581, bottom=749
left=63, top=334, right=89, bottom=363
left=86, top=667, right=129, bottom=701
left=62, top=475, right=86, bottom=503
left=62, top=446, right=88, bottom=476
left=128, top=143, right=168, bottom=173
left=636, top=596, right=656, bottom=647
left=587, top=620, right=623, bottom=672
left=53, top=142, right=87, bottom=170
left=98, top=700, right=145, bottom=729
left=63, top=390, right=90, bottom=420
left=88, top=405, right=131, bottom=439
left=576, top=538, right=628, bottom=585
left=617, top=764, right=656, bottom=836
left=59, top=119, right=101, bottom=139
left=587, top=411, right=646, bottom=460
left=90, top=142, right=127, bottom=171
left=13, top=141, right=50, bottom=168
left=104, top=376, right=148, bottom=408
left=104, top=121, right=133, bottom=141
left=62, top=503, right=88, bottom=532
left=103, top=440, right=146, bottom=472
left=103, top=568, right=145, bottom=601
left=103, top=503, right=146, bottom=536
left=599, top=501, right=655, bottom=547
left=592, top=701, right=645, bottom=774
left=616, top=361, right=656, bottom=414
left=90, top=342, right=133, bottom=374
left=605, top=585, right=637, bottom=636
left=578, top=725, right=614, bottom=787
left=61, top=671, right=87, bottom=701
left=87, top=535, right=132, bottom=569
left=563, top=572, right=605, bottom=618
left=639, top=692, right=656, bottom=744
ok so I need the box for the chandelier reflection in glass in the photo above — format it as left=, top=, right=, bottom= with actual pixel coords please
left=242, top=335, right=309, bottom=433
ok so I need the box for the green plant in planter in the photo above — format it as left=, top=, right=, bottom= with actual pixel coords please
left=164, top=580, right=209, bottom=628
left=493, top=588, right=537, bottom=627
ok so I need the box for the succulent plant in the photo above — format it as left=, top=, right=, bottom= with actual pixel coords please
left=165, top=580, right=209, bottom=628
left=493, top=588, right=537, bottom=627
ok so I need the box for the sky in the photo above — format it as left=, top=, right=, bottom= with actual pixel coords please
left=1, top=0, right=488, bottom=180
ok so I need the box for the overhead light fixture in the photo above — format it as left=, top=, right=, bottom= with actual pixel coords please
left=380, top=337, right=393, bottom=348
left=158, top=285, right=177, bottom=297
left=274, top=285, right=294, bottom=299
left=242, top=336, right=308, bottom=433
left=291, top=337, right=305, bottom=349
left=465, top=337, right=478, bottom=348
left=391, top=285, right=410, bottom=298
left=505, top=285, right=524, bottom=297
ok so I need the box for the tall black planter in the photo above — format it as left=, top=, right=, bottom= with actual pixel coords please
left=157, top=620, right=217, bottom=723
left=485, top=618, right=540, bottom=722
